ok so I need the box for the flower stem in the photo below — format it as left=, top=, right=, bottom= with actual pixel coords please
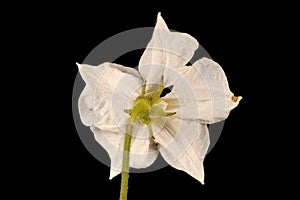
left=147, top=123, right=153, bottom=137
left=119, top=117, right=135, bottom=200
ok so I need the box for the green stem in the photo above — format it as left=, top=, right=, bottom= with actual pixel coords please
left=119, top=117, right=135, bottom=200
left=147, top=123, right=153, bottom=138
left=141, top=81, right=146, bottom=95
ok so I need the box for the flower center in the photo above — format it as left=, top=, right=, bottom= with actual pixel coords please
left=131, top=96, right=152, bottom=124
left=124, top=80, right=175, bottom=125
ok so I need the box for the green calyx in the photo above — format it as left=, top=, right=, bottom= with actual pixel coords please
left=124, top=79, right=175, bottom=125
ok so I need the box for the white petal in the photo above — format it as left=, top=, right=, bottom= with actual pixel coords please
left=129, top=124, right=159, bottom=168
left=77, top=62, right=99, bottom=88
left=90, top=125, right=124, bottom=180
left=154, top=117, right=210, bottom=184
left=77, top=63, right=105, bottom=125
left=78, top=62, right=159, bottom=179
left=162, top=57, right=242, bottom=124
left=77, top=62, right=142, bottom=126
left=138, top=13, right=199, bottom=91
left=91, top=124, right=159, bottom=180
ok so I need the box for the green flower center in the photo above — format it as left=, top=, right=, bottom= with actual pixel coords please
left=124, top=79, right=175, bottom=125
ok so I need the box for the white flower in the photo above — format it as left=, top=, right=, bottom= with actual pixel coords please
left=77, top=13, right=241, bottom=184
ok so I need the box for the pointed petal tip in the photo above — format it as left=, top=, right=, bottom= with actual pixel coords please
left=155, top=12, right=168, bottom=29
left=232, top=95, right=242, bottom=103
left=195, top=173, right=205, bottom=185
left=76, top=63, right=84, bottom=72
left=109, top=168, right=121, bottom=180
left=236, top=96, right=243, bottom=103
left=238, top=96, right=243, bottom=103
left=229, top=95, right=242, bottom=111
left=157, top=12, right=163, bottom=22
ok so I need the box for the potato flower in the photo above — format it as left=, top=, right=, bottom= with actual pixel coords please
left=77, top=13, right=241, bottom=200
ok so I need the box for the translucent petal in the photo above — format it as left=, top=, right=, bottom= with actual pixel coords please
left=162, top=57, right=242, bottom=124
left=138, top=13, right=199, bottom=91
left=154, top=117, right=210, bottom=184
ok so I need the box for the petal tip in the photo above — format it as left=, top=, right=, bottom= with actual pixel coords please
left=156, top=12, right=168, bottom=29
left=238, top=96, right=243, bottom=101
left=229, top=95, right=242, bottom=111
left=232, top=96, right=242, bottom=103
left=109, top=168, right=121, bottom=180
left=157, top=12, right=163, bottom=22
left=157, top=12, right=161, bottom=17
left=196, top=174, right=205, bottom=185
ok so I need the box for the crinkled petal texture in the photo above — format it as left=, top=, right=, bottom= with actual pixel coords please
left=78, top=63, right=159, bottom=179
left=162, top=57, right=242, bottom=124
left=139, top=13, right=199, bottom=91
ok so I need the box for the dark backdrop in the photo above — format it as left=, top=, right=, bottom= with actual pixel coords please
left=6, top=1, right=289, bottom=199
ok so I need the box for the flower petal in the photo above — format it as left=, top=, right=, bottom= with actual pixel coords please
left=162, top=57, right=242, bottom=124
left=77, top=62, right=141, bottom=126
left=78, top=63, right=159, bottom=179
left=138, top=13, right=199, bottom=91
left=154, top=117, right=210, bottom=184
left=91, top=124, right=159, bottom=180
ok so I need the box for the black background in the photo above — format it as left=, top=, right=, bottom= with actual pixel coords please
left=6, top=1, right=291, bottom=199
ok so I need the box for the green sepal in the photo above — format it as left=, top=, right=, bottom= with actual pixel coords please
left=150, top=104, right=176, bottom=118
